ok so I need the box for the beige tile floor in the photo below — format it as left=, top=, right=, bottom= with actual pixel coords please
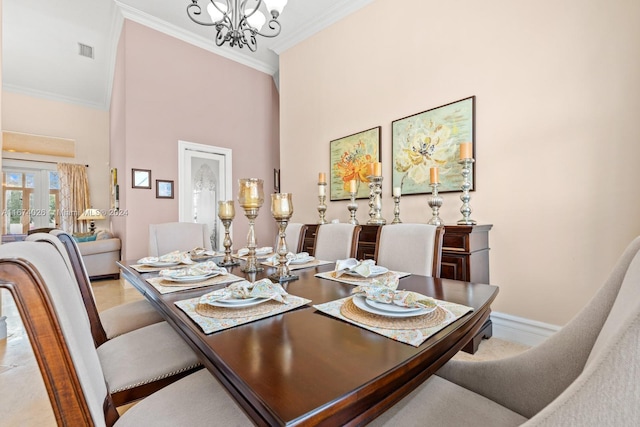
left=0, top=278, right=530, bottom=426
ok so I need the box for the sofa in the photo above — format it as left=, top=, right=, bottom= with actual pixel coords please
left=75, top=230, right=121, bottom=280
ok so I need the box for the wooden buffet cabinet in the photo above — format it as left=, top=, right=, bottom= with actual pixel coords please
left=301, top=223, right=494, bottom=353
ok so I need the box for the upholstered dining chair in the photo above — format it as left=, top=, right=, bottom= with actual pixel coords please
left=371, top=236, right=640, bottom=426
left=284, top=222, right=307, bottom=253
left=148, top=222, right=213, bottom=256
left=26, top=232, right=202, bottom=406
left=0, top=242, right=250, bottom=426
left=313, top=223, right=360, bottom=262
left=374, top=224, right=445, bottom=277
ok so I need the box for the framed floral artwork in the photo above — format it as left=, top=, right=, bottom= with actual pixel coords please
left=392, top=96, right=475, bottom=195
left=330, top=126, right=381, bottom=201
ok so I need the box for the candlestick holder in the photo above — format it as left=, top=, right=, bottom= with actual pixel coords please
left=392, top=194, right=402, bottom=224
left=219, top=218, right=239, bottom=266
left=238, top=178, right=264, bottom=273
left=317, top=182, right=328, bottom=224
left=457, top=159, right=477, bottom=225
left=427, top=183, right=444, bottom=226
left=367, top=176, right=386, bottom=225
left=269, top=194, right=298, bottom=283
left=347, top=191, right=359, bottom=225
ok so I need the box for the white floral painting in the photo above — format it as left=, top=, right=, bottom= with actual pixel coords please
left=392, top=96, right=475, bottom=195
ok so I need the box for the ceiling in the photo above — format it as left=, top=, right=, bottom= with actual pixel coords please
left=2, top=0, right=374, bottom=110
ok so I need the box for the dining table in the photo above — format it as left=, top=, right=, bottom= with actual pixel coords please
left=118, top=257, right=498, bottom=426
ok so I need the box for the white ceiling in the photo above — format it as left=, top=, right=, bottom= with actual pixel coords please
left=2, top=0, right=374, bottom=110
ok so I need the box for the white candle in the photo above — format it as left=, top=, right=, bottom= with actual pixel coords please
left=393, top=187, right=401, bottom=197
left=318, top=184, right=326, bottom=196
left=349, top=180, right=358, bottom=193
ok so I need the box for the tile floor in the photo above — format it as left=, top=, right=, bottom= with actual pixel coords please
left=0, top=278, right=530, bottom=427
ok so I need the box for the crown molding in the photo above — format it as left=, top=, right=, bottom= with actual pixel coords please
left=269, top=0, right=375, bottom=54
left=2, top=83, right=109, bottom=111
left=115, top=1, right=277, bottom=75
left=103, top=4, right=125, bottom=111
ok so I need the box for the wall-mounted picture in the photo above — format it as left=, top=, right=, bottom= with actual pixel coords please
left=156, top=180, right=174, bottom=199
left=132, top=168, right=152, bottom=189
left=392, top=96, right=475, bottom=195
left=330, top=126, right=381, bottom=201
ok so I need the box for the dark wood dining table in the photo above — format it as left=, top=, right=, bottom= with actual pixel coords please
left=118, top=259, right=498, bottom=426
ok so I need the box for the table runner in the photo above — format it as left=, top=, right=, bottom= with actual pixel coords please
left=313, top=296, right=473, bottom=347
left=146, top=273, right=244, bottom=294
left=314, top=270, right=410, bottom=285
left=175, top=294, right=312, bottom=334
left=260, top=259, right=333, bottom=271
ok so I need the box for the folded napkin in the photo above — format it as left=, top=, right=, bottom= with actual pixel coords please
left=352, top=280, right=437, bottom=310
left=334, top=258, right=376, bottom=278
left=237, top=246, right=273, bottom=257
left=266, top=251, right=310, bottom=265
left=138, top=250, right=193, bottom=265
left=159, top=261, right=227, bottom=278
left=199, top=278, right=289, bottom=304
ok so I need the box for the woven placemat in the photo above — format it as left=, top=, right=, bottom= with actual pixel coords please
left=195, top=300, right=282, bottom=319
left=340, top=297, right=448, bottom=330
left=156, top=274, right=231, bottom=288
left=330, top=270, right=398, bottom=283
left=131, top=264, right=179, bottom=273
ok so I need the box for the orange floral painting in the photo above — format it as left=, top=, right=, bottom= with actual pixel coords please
left=330, top=127, right=381, bottom=200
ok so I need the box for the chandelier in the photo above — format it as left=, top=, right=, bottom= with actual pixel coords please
left=187, top=0, right=288, bottom=52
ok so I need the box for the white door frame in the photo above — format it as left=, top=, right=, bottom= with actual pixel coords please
left=178, top=140, right=233, bottom=250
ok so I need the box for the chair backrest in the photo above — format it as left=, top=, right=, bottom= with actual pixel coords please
left=284, top=222, right=307, bottom=253
left=0, top=242, right=115, bottom=426
left=26, top=230, right=109, bottom=347
left=313, top=223, right=360, bottom=262
left=148, top=222, right=212, bottom=256
left=374, top=224, right=444, bottom=277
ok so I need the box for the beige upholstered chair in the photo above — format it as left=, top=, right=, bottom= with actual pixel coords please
left=0, top=242, right=250, bottom=425
left=284, top=222, right=307, bottom=253
left=374, top=224, right=444, bottom=277
left=313, top=223, right=360, bottom=262
left=148, top=222, right=212, bottom=256
left=371, top=236, right=640, bottom=426
left=25, top=232, right=201, bottom=406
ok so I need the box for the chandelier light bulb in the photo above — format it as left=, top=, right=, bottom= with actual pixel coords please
left=206, top=2, right=226, bottom=22
left=245, top=8, right=266, bottom=31
left=263, top=0, right=288, bottom=16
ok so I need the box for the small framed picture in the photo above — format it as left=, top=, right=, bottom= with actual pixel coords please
left=156, top=180, right=174, bottom=199
left=132, top=168, right=152, bottom=189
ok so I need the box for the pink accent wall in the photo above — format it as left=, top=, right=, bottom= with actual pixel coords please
left=111, top=21, right=279, bottom=260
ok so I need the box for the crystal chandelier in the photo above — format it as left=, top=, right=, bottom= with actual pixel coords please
left=187, top=0, right=288, bottom=52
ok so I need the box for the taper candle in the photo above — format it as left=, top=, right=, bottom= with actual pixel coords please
left=349, top=179, right=358, bottom=193
left=318, top=183, right=326, bottom=196
left=430, top=167, right=439, bottom=184
left=459, top=142, right=473, bottom=159
left=373, top=162, right=382, bottom=177
left=393, top=187, right=401, bottom=197
left=318, top=172, right=326, bottom=184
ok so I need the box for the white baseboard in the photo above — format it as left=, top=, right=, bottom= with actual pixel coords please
left=490, top=311, right=561, bottom=347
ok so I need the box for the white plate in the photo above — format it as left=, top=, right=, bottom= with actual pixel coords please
left=205, top=297, right=269, bottom=308
left=365, top=298, right=437, bottom=314
left=160, top=271, right=221, bottom=282
left=143, top=261, right=180, bottom=267
left=345, top=266, right=389, bottom=277
left=290, top=256, right=315, bottom=265
left=352, top=295, right=432, bottom=318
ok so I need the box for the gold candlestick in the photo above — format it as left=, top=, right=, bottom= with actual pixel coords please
left=238, top=178, right=264, bottom=273
left=269, top=193, right=298, bottom=283
left=217, top=201, right=239, bottom=267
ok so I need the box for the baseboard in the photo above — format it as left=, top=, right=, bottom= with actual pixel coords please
left=490, top=311, right=561, bottom=347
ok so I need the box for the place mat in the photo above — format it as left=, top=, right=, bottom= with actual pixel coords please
left=314, top=270, right=410, bottom=285
left=340, top=298, right=448, bottom=330
left=313, top=296, right=473, bottom=347
left=260, top=259, right=333, bottom=271
left=146, top=273, right=245, bottom=294
left=175, top=294, right=312, bottom=334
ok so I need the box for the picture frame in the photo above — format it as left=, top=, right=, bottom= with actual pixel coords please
left=329, top=126, right=381, bottom=201
left=392, top=96, right=475, bottom=195
left=156, top=180, right=174, bottom=199
left=131, top=168, right=152, bottom=189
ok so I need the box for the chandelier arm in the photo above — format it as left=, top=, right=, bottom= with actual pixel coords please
left=187, top=2, right=217, bottom=26
left=253, top=19, right=282, bottom=38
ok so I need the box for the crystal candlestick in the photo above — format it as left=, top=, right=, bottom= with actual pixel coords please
left=238, top=178, right=264, bottom=273
left=317, top=182, right=328, bottom=224
left=392, top=194, right=402, bottom=224
left=457, top=159, right=477, bottom=225
left=269, top=193, right=298, bottom=283
left=347, top=191, right=359, bottom=225
left=427, top=183, right=444, bottom=226
left=217, top=201, right=239, bottom=267
left=367, top=176, right=386, bottom=225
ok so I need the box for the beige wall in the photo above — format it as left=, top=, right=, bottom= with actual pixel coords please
left=111, top=21, right=280, bottom=260
left=1, top=92, right=110, bottom=229
left=280, top=0, right=640, bottom=325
